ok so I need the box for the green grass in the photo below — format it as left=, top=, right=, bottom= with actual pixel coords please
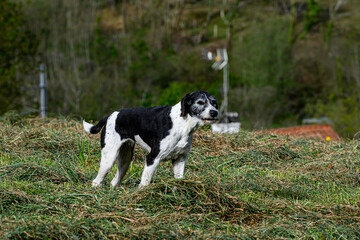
left=1, top=117, right=359, bottom=239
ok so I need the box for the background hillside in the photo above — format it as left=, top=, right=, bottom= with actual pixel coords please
left=1, top=117, right=359, bottom=239
left=1, top=0, right=360, bottom=137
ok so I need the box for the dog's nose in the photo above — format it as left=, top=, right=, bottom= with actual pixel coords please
left=210, top=110, right=218, bottom=118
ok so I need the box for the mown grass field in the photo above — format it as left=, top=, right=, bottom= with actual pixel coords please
left=1, top=117, right=359, bottom=239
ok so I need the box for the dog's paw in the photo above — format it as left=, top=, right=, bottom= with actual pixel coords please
left=138, top=183, right=147, bottom=190
left=110, top=183, right=120, bottom=189
left=92, top=181, right=102, bottom=187
left=174, top=174, right=184, bottom=179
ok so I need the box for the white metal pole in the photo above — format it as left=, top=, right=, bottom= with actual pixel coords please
left=223, top=62, right=228, bottom=116
left=40, top=63, right=46, bottom=118
left=220, top=48, right=229, bottom=117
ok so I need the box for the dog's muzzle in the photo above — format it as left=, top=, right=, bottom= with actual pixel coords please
left=210, top=110, right=218, bottom=118
left=202, top=110, right=220, bottom=123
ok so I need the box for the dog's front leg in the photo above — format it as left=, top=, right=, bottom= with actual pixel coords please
left=172, top=154, right=187, bottom=179
left=139, top=156, right=161, bottom=189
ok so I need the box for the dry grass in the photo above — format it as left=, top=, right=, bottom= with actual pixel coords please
left=1, top=116, right=360, bottom=239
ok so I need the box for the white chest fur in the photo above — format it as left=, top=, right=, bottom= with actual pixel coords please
left=162, top=133, right=193, bottom=160
left=133, top=103, right=202, bottom=161
left=159, top=103, right=202, bottom=160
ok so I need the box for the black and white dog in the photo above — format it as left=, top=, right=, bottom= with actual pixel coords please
left=83, top=90, right=219, bottom=188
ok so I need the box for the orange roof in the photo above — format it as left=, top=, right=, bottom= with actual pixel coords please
left=264, top=124, right=340, bottom=141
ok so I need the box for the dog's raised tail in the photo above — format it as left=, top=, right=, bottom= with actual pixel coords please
left=83, top=116, right=109, bottom=134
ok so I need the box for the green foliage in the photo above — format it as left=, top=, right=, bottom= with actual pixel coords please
left=233, top=17, right=293, bottom=88
left=0, top=0, right=39, bottom=114
left=93, top=19, right=120, bottom=66
left=301, top=0, right=322, bottom=38
left=231, top=17, right=297, bottom=129
left=304, top=32, right=360, bottom=138
left=288, top=0, right=296, bottom=45
left=324, top=21, right=333, bottom=49
left=4, top=0, right=360, bottom=137
left=127, top=38, right=220, bottom=107
left=0, top=110, right=22, bottom=124
left=306, top=96, right=360, bottom=138
left=157, top=81, right=189, bottom=106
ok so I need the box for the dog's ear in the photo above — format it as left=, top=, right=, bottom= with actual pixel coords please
left=180, top=93, right=191, bottom=117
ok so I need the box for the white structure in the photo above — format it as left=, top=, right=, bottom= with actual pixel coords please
left=212, top=122, right=241, bottom=134
left=203, top=48, right=240, bottom=134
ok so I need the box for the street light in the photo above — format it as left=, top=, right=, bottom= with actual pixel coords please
left=202, top=48, right=240, bottom=134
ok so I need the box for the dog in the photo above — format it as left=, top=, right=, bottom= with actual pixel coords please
left=83, top=90, right=219, bottom=188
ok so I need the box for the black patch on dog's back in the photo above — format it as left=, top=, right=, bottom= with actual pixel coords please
left=114, top=106, right=173, bottom=165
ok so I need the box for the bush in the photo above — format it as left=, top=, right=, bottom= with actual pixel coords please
left=305, top=97, right=360, bottom=138
left=0, top=0, right=39, bottom=114
left=231, top=16, right=295, bottom=129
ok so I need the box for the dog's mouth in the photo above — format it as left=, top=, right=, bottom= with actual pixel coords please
left=202, top=118, right=219, bottom=124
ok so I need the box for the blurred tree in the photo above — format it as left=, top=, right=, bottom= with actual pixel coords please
left=301, top=0, right=322, bottom=38
left=0, top=0, right=38, bottom=114
left=13, top=0, right=360, bottom=137
left=231, top=17, right=295, bottom=129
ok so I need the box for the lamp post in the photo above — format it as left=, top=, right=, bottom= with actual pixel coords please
left=202, top=48, right=240, bottom=133
left=39, top=63, right=46, bottom=118
left=205, top=48, right=229, bottom=116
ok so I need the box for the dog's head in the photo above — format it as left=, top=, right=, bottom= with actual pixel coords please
left=180, top=90, right=220, bottom=123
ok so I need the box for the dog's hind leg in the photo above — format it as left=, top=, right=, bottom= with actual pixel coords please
left=92, top=141, right=123, bottom=187
left=111, top=141, right=134, bottom=188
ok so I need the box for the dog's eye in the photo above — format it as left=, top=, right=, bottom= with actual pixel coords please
left=197, top=101, right=205, bottom=105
